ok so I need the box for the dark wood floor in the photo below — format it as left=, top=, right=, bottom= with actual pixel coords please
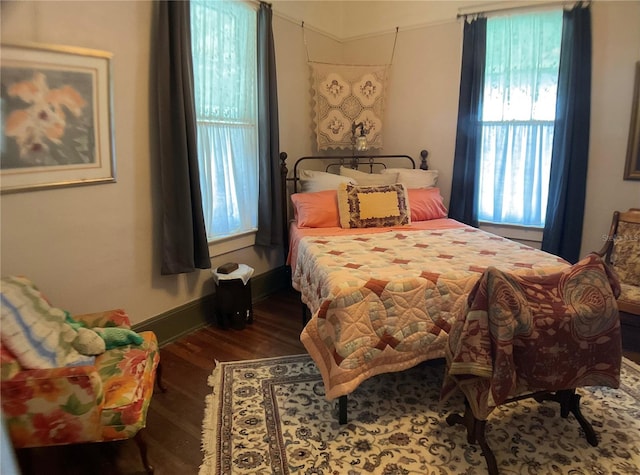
left=11, top=287, right=640, bottom=475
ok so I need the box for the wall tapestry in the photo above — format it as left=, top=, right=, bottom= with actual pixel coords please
left=310, top=62, right=389, bottom=151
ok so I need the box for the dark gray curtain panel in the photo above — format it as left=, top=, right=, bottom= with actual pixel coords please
left=542, top=4, right=592, bottom=263
left=255, top=2, right=283, bottom=248
left=154, top=1, right=211, bottom=274
left=448, top=17, right=486, bottom=228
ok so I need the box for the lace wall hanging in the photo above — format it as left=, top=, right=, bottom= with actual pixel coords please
left=305, top=24, right=398, bottom=151
left=310, top=62, right=389, bottom=151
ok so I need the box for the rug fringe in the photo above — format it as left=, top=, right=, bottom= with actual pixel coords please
left=199, top=361, right=223, bottom=475
left=624, top=356, right=640, bottom=372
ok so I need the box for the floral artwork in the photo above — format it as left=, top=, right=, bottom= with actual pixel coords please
left=3, top=70, right=93, bottom=168
left=0, top=44, right=115, bottom=193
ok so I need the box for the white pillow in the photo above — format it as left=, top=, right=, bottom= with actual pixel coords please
left=299, top=169, right=355, bottom=192
left=340, top=166, right=398, bottom=186
left=380, top=168, right=439, bottom=188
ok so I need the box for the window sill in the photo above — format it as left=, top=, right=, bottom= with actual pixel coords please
left=479, top=222, right=543, bottom=244
left=208, top=229, right=257, bottom=257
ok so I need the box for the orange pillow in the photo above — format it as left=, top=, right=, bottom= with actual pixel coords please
left=408, top=188, right=448, bottom=221
left=291, top=190, right=340, bottom=228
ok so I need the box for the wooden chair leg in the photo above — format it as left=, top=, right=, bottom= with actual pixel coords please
left=448, top=389, right=600, bottom=474
left=155, top=362, right=167, bottom=393
left=535, top=389, right=598, bottom=446
left=447, top=401, right=498, bottom=475
left=473, top=417, right=498, bottom=475
left=134, top=430, right=154, bottom=474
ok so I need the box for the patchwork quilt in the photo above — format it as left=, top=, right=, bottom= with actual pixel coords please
left=295, top=224, right=568, bottom=400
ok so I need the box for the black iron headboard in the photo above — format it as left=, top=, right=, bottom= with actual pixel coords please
left=278, top=149, right=429, bottom=254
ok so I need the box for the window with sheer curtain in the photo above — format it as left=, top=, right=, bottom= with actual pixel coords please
left=190, top=0, right=258, bottom=241
left=478, top=11, right=562, bottom=227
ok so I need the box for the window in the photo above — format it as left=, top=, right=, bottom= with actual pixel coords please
left=191, top=0, right=258, bottom=241
left=478, top=11, right=562, bottom=227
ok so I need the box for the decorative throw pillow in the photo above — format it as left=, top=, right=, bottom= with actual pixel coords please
left=0, top=276, right=95, bottom=369
left=291, top=190, right=340, bottom=228
left=299, top=169, right=354, bottom=192
left=340, top=166, right=398, bottom=186
left=381, top=168, right=439, bottom=188
left=337, top=183, right=411, bottom=228
left=408, top=188, right=448, bottom=221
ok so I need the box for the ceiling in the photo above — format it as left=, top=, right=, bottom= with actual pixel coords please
left=270, top=1, right=547, bottom=40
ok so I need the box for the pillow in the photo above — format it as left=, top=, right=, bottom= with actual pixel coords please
left=381, top=168, right=439, bottom=188
left=408, top=188, right=448, bottom=221
left=291, top=190, right=340, bottom=228
left=299, top=169, right=354, bottom=192
left=337, top=183, right=411, bottom=228
left=340, top=166, right=399, bottom=186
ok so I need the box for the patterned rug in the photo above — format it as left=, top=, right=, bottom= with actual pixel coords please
left=199, top=355, right=640, bottom=475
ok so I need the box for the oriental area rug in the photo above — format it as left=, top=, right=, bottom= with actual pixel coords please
left=199, top=355, right=640, bottom=475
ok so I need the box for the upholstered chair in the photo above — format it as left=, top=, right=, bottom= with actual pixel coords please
left=0, top=276, right=163, bottom=474
left=597, top=208, right=640, bottom=319
left=442, top=254, right=622, bottom=475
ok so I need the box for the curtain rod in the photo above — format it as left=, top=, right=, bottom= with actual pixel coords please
left=456, top=1, right=579, bottom=19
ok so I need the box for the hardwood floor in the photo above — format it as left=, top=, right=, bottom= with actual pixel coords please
left=12, top=287, right=640, bottom=475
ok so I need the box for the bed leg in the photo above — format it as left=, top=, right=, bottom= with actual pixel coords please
left=338, top=395, right=348, bottom=424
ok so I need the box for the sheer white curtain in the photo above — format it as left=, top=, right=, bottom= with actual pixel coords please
left=478, top=11, right=562, bottom=227
left=191, top=0, right=258, bottom=240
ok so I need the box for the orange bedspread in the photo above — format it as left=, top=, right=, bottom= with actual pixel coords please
left=291, top=220, right=569, bottom=400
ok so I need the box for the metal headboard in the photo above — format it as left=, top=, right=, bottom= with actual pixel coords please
left=279, top=149, right=429, bottom=254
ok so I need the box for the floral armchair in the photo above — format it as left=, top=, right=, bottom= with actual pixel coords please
left=0, top=276, right=162, bottom=474
left=597, top=208, right=640, bottom=318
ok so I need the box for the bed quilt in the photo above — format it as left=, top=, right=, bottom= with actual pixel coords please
left=295, top=225, right=568, bottom=400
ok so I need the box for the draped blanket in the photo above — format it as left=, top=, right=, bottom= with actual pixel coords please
left=309, top=62, right=389, bottom=150
left=442, top=253, right=622, bottom=420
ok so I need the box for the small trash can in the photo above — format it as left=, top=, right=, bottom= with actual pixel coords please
left=212, top=264, right=254, bottom=330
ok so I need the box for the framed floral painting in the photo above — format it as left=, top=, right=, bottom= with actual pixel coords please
left=1, top=43, right=115, bottom=193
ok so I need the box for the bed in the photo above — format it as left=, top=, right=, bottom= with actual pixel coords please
left=279, top=150, right=568, bottom=422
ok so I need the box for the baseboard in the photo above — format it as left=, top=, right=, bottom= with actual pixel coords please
left=133, top=265, right=291, bottom=347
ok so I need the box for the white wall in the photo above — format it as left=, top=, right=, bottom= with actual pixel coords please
left=1, top=1, right=638, bottom=328
left=583, top=1, right=640, bottom=255
left=341, top=22, right=463, bottom=205
left=0, top=1, right=283, bottom=324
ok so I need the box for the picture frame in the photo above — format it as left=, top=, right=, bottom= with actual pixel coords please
left=624, top=61, right=640, bottom=180
left=1, top=43, right=116, bottom=193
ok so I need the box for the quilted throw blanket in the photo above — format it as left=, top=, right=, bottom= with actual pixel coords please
left=0, top=276, right=95, bottom=369
left=442, top=253, right=622, bottom=420
left=309, top=62, right=389, bottom=150
left=296, top=225, right=569, bottom=400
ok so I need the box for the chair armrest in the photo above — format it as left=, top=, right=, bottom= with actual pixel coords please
left=1, top=365, right=105, bottom=447
left=0, top=344, right=21, bottom=380
left=2, top=364, right=104, bottom=404
left=73, top=309, right=131, bottom=329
